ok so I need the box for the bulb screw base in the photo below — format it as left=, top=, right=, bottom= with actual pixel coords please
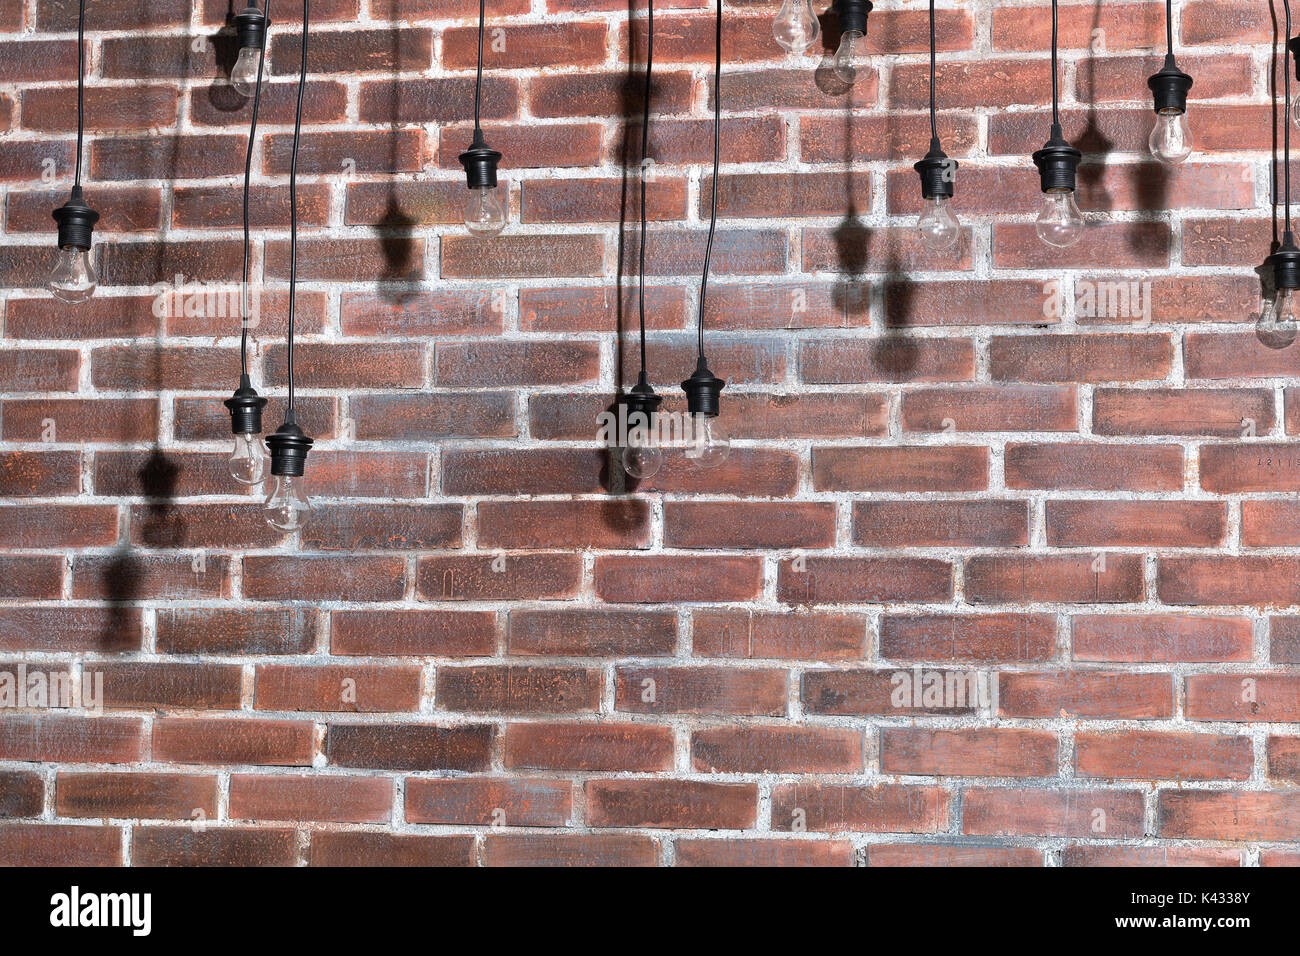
left=914, top=138, right=956, bottom=200
left=51, top=187, right=99, bottom=251
left=224, top=374, right=268, bottom=436
left=1270, top=235, right=1300, bottom=292
left=266, top=416, right=313, bottom=478
left=459, top=129, right=502, bottom=190
left=1148, top=54, right=1193, bottom=115
left=234, top=4, right=268, bottom=49
left=682, top=357, right=725, bottom=418
left=1032, top=124, right=1082, bottom=194
left=834, top=0, right=873, bottom=36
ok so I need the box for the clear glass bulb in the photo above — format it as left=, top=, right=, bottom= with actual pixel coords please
left=228, top=432, right=268, bottom=486
left=465, top=185, right=506, bottom=238
left=1149, top=109, right=1192, bottom=165
left=1035, top=190, right=1084, bottom=247
left=684, top=413, right=730, bottom=469
left=621, top=413, right=663, bottom=479
left=833, top=30, right=864, bottom=85
left=230, top=46, right=262, bottom=97
left=263, top=475, right=314, bottom=531
left=47, top=245, right=96, bottom=303
left=773, top=0, right=820, bottom=54
left=1259, top=288, right=1299, bottom=341
left=917, top=197, right=960, bottom=251
left=1291, top=95, right=1300, bottom=131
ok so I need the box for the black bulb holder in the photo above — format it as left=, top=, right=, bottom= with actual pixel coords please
left=234, top=3, right=268, bottom=49
left=682, top=356, right=725, bottom=418
left=266, top=413, right=313, bottom=478
left=1148, top=53, right=1193, bottom=115
left=624, top=370, right=663, bottom=420
left=914, top=137, right=955, bottom=200
left=459, top=129, right=502, bottom=190
left=1032, top=123, right=1082, bottom=194
left=51, top=186, right=98, bottom=251
left=224, top=373, right=268, bottom=436
left=834, top=0, right=873, bottom=36
left=1270, top=233, right=1300, bottom=292
left=1289, top=36, right=1300, bottom=81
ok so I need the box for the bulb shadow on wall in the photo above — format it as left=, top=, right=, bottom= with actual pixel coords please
left=1073, top=0, right=1126, bottom=247
left=1256, top=14, right=1298, bottom=348
left=373, top=0, right=418, bottom=302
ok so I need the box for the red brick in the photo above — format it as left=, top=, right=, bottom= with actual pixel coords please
left=508, top=609, right=675, bottom=657
left=0, top=771, right=43, bottom=818
left=586, top=779, right=757, bottom=829
left=505, top=722, right=673, bottom=772
left=663, top=501, right=836, bottom=550
left=152, top=718, right=314, bottom=767
left=417, top=553, right=581, bottom=602
left=813, top=446, right=989, bottom=492
left=478, top=500, right=650, bottom=551
left=309, top=832, right=474, bottom=867
left=1159, top=791, right=1300, bottom=842
left=1045, top=500, right=1226, bottom=547
left=852, top=501, right=1029, bottom=548
left=1267, top=736, right=1300, bottom=783
left=770, top=784, right=947, bottom=832
left=692, top=610, right=867, bottom=661
left=1076, top=732, right=1253, bottom=781
left=331, top=610, right=497, bottom=657
left=1072, top=614, right=1253, bottom=663
left=676, top=838, right=854, bottom=867
left=96, top=662, right=243, bottom=711
left=1201, top=444, right=1300, bottom=493
left=880, top=613, right=1058, bottom=663
left=868, top=844, right=1043, bottom=867
left=963, top=788, right=1145, bottom=838
left=435, top=341, right=599, bottom=386
left=1063, top=845, right=1242, bottom=867
left=300, top=503, right=463, bottom=552
left=1004, top=442, right=1183, bottom=490
left=999, top=671, right=1173, bottom=719
left=436, top=665, right=600, bottom=715
left=325, top=723, right=494, bottom=771
left=520, top=285, right=686, bottom=333
left=615, top=665, right=787, bottom=716
left=902, top=386, right=1077, bottom=432
left=132, top=827, right=299, bottom=867
left=405, top=778, right=572, bottom=827
left=803, top=669, right=985, bottom=716
left=0, top=716, right=144, bottom=763
left=442, top=235, right=604, bottom=279
left=352, top=393, right=515, bottom=441
left=993, top=2, right=1163, bottom=50
left=484, top=833, right=657, bottom=867
left=800, top=338, right=977, bottom=385
left=56, top=773, right=217, bottom=820
left=692, top=726, right=863, bottom=774
left=1160, top=557, right=1300, bottom=606
left=595, top=554, right=762, bottom=604
left=1094, top=387, right=1273, bottom=436
left=0, top=824, right=122, bottom=867
left=243, top=555, right=407, bottom=603
left=965, top=554, right=1145, bottom=604
left=1186, top=674, right=1300, bottom=722
left=255, top=665, right=421, bottom=714
left=230, top=774, right=392, bottom=824
left=990, top=334, right=1172, bottom=382
left=883, top=728, right=1057, bottom=777
left=777, top=556, right=952, bottom=605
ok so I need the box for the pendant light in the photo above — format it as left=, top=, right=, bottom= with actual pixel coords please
left=622, top=0, right=664, bottom=480
left=458, top=0, right=507, bottom=238
left=831, top=0, right=872, bottom=86
left=1147, top=0, right=1194, bottom=164
left=225, top=0, right=273, bottom=487
left=1261, top=0, right=1300, bottom=339
left=1031, top=0, right=1084, bottom=247
left=681, top=0, right=728, bottom=469
left=772, top=0, right=819, bottom=55
left=912, top=0, right=959, bottom=251
left=48, top=0, right=98, bottom=304
left=262, top=0, right=315, bottom=531
left=231, top=3, right=269, bottom=96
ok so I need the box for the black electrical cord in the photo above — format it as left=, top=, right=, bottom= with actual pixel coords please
left=1050, top=0, right=1060, bottom=127
left=474, top=0, right=485, bottom=132
left=696, top=0, right=722, bottom=359
left=74, top=0, right=86, bottom=189
left=636, top=0, right=654, bottom=377
left=1164, top=0, right=1173, bottom=57
left=928, top=0, right=937, bottom=141
left=286, top=0, right=308, bottom=412
left=240, top=0, right=272, bottom=379
left=1285, top=0, right=1293, bottom=234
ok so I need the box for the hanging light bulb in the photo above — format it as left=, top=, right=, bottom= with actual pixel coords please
left=914, top=138, right=959, bottom=251
left=772, top=0, right=820, bottom=54
left=1032, top=124, right=1085, bottom=247
left=682, top=358, right=728, bottom=470
left=621, top=376, right=664, bottom=480
left=49, top=188, right=99, bottom=303
left=831, top=0, right=872, bottom=86
left=463, top=182, right=507, bottom=238
left=1260, top=286, right=1300, bottom=340
left=1147, top=53, right=1194, bottom=166
left=1035, top=190, right=1084, bottom=247
left=231, top=4, right=268, bottom=97
left=263, top=415, right=314, bottom=530
left=224, top=375, right=269, bottom=485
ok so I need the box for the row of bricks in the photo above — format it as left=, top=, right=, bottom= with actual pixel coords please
left=1, top=823, right=1297, bottom=867
left=2, top=605, right=1293, bottom=662
left=1, top=717, right=1298, bottom=774
left=1, top=666, right=1298, bottom=721
left=18, top=549, right=1300, bottom=605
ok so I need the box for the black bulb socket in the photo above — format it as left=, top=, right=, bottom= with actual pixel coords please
left=459, top=129, right=502, bottom=190
left=1270, top=235, right=1300, bottom=293
left=1148, top=53, right=1193, bottom=115
left=224, top=374, right=268, bottom=436
left=914, top=138, right=956, bottom=200
left=234, top=4, right=268, bottom=49
left=682, top=357, right=725, bottom=418
left=266, top=416, right=313, bottom=478
left=51, top=187, right=99, bottom=251
left=1289, top=36, right=1300, bottom=81
left=834, top=0, right=873, bottom=36
left=624, top=372, right=663, bottom=421
left=1032, top=124, right=1082, bottom=194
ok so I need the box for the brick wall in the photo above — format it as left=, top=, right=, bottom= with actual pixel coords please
left=0, top=0, right=1297, bottom=867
